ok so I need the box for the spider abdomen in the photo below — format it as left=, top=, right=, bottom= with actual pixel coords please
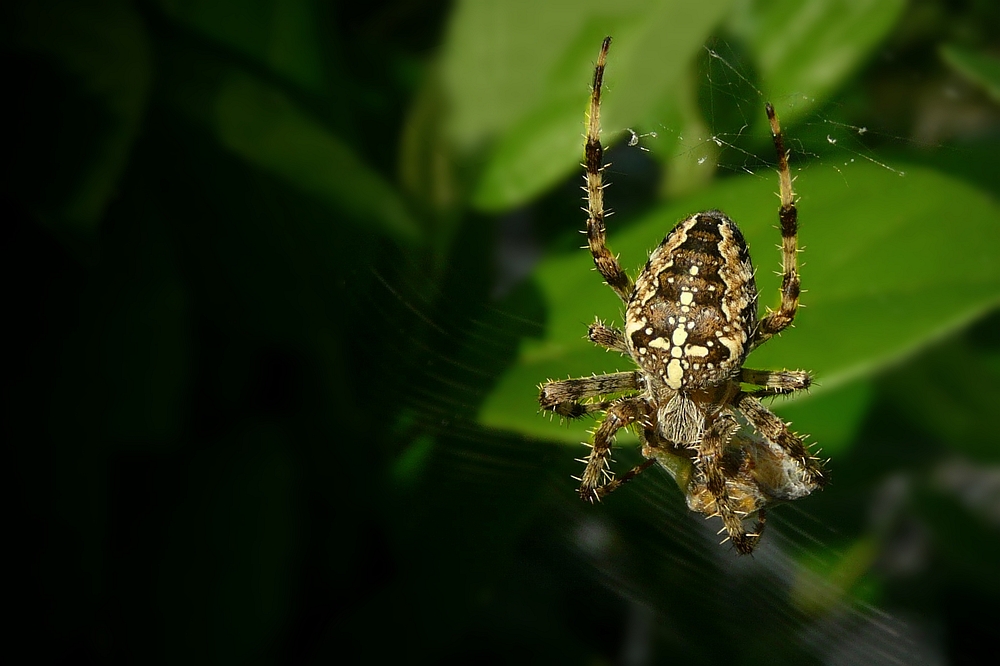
left=625, top=211, right=758, bottom=391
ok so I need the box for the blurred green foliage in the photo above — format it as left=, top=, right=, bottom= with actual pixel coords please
left=7, top=0, right=1000, bottom=664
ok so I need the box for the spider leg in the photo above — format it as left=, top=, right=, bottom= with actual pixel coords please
left=589, top=458, right=657, bottom=501
left=539, top=370, right=642, bottom=419
left=578, top=397, right=652, bottom=502
left=697, top=413, right=761, bottom=555
left=546, top=400, right=616, bottom=419
left=736, top=392, right=828, bottom=488
left=752, top=104, right=800, bottom=350
left=588, top=319, right=629, bottom=354
left=740, top=368, right=811, bottom=395
left=585, top=37, right=634, bottom=303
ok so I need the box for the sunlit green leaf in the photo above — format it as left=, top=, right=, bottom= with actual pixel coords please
left=443, top=0, right=732, bottom=210
left=471, top=95, right=584, bottom=210
left=480, top=162, right=1000, bottom=444
left=773, top=378, right=874, bottom=456
left=726, top=0, right=907, bottom=123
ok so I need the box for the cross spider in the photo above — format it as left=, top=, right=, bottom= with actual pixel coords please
left=538, top=37, right=828, bottom=555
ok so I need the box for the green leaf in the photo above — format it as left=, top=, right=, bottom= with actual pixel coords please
left=881, top=320, right=1000, bottom=461
left=158, top=0, right=325, bottom=92
left=772, top=378, right=874, bottom=456
left=443, top=0, right=733, bottom=210
left=471, top=95, right=584, bottom=211
left=726, top=0, right=907, bottom=123
left=479, top=162, right=1000, bottom=445
left=917, top=481, right=1000, bottom=594
left=11, top=0, right=150, bottom=230
left=791, top=537, right=881, bottom=614
left=160, top=427, right=298, bottom=662
left=214, top=74, right=421, bottom=245
left=941, top=44, right=1000, bottom=104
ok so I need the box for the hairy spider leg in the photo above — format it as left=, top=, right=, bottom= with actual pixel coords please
left=590, top=458, right=657, bottom=501
left=588, top=320, right=629, bottom=354
left=740, top=368, right=812, bottom=394
left=752, top=104, right=801, bottom=349
left=538, top=370, right=642, bottom=419
left=737, top=392, right=827, bottom=488
left=584, top=37, right=634, bottom=303
left=696, top=413, right=764, bottom=554
left=578, top=397, right=653, bottom=502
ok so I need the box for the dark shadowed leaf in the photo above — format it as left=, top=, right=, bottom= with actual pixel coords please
left=214, top=74, right=421, bottom=245
left=11, top=0, right=150, bottom=230
left=158, top=0, right=325, bottom=92
left=941, top=44, right=1000, bottom=104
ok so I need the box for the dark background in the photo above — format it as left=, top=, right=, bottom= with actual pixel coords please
left=7, top=1, right=1000, bottom=664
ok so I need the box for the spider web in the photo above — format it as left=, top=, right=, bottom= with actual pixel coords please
left=700, top=44, right=906, bottom=177
left=366, top=237, right=936, bottom=657
left=361, top=37, right=974, bottom=666
left=614, top=42, right=910, bottom=201
left=16, top=0, right=1000, bottom=662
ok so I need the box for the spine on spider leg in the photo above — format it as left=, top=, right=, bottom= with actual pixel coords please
left=765, top=103, right=801, bottom=316
left=583, top=37, right=632, bottom=302
left=765, top=103, right=796, bottom=221
left=584, top=37, right=610, bottom=222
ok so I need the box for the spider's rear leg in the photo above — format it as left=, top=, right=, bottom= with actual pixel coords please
left=737, top=392, right=828, bottom=488
left=539, top=370, right=641, bottom=419
left=740, top=368, right=812, bottom=395
left=753, top=103, right=800, bottom=350
left=578, top=397, right=651, bottom=502
left=589, top=458, right=657, bottom=501
left=697, top=413, right=761, bottom=555
left=588, top=320, right=629, bottom=354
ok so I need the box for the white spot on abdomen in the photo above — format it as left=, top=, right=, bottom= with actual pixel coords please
left=717, top=336, right=742, bottom=360
left=666, top=359, right=683, bottom=389
left=625, top=317, right=647, bottom=336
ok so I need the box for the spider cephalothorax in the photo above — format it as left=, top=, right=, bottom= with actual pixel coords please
left=538, top=37, right=828, bottom=555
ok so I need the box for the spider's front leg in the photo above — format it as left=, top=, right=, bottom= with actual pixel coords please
left=753, top=103, right=800, bottom=350
left=539, top=370, right=641, bottom=419
left=578, top=397, right=653, bottom=502
left=697, top=413, right=763, bottom=555
left=584, top=37, right=634, bottom=303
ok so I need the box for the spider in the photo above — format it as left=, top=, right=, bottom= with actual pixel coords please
left=538, top=37, right=828, bottom=555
